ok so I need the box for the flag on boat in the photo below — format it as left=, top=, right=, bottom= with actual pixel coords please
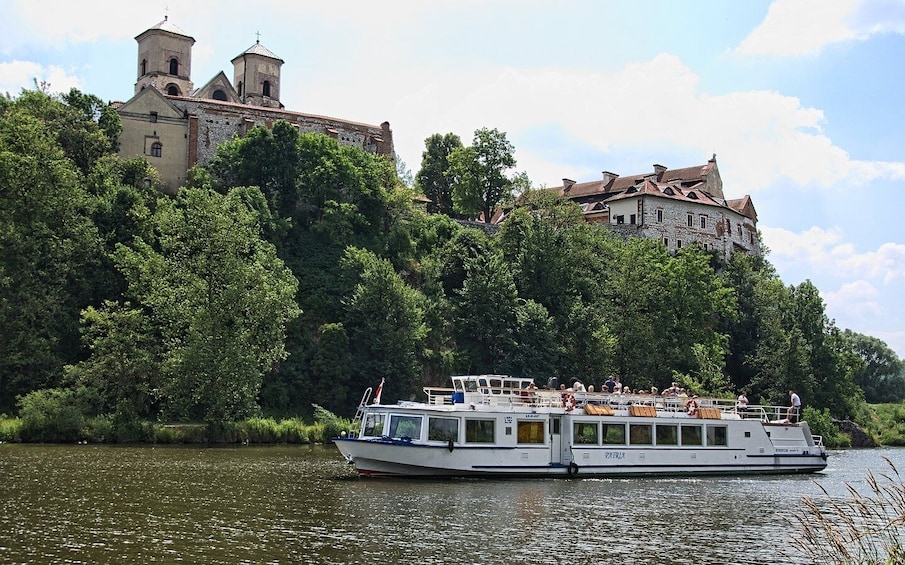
left=373, top=378, right=385, bottom=405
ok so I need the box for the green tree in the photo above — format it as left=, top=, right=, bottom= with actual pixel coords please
left=113, top=187, right=301, bottom=423
left=0, top=90, right=103, bottom=410
left=415, top=132, right=462, bottom=215
left=448, top=127, right=516, bottom=223
left=845, top=330, right=905, bottom=403
left=342, top=248, right=426, bottom=406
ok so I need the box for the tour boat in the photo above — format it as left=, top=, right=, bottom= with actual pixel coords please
left=334, top=375, right=828, bottom=478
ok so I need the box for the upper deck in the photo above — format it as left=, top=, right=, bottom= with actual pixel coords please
left=418, top=375, right=799, bottom=423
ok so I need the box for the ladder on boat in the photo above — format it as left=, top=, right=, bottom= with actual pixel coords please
left=349, top=387, right=372, bottom=438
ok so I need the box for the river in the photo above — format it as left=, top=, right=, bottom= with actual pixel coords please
left=1, top=443, right=902, bottom=564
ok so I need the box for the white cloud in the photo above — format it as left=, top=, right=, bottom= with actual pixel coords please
left=735, top=0, right=905, bottom=57
left=0, top=60, right=81, bottom=95
left=822, top=280, right=882, bottom=319
left=355, top=54, right=905, bottom=190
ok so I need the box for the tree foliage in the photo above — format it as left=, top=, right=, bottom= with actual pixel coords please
left=1, top=88, right=899, bottom=428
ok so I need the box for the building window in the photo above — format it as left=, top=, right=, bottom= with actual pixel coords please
left=150, top=111, right=158, bottom=123
left=615, top=215, right=625, bottom=225
left=657, top=209, right=663, bottom=223
left=150, top=142, right=162, bottom=158
left=726, top=219, right=731, bottom=235
left=212, top=89, right=227, bottom=101
left=738, top=225, right=742, bottom=237
left=237, top=81, right=243, bottom=97
left=141, top=59, right=147, bottom=76
left=262, top=80, right=271, bottom=97
left=677, top=240, right=682, bottom=248
left=629, top=214, right=636, bottom=225
left=169, top=58, right=178, bottom=75
left=687, top=214, right=693, bottom=227
left=663, top=238, right=669, bottom=247
left=167, top=85, right=179, bottom=96
left=700, top=216, right=706, bottom=229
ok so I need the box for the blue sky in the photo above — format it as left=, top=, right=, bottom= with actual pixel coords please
left=2, top=0, right=904, bottom=358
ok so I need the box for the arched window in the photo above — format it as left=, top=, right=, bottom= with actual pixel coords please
left=169, top=58, right=178, bottom=75
left=141, top=59, right=147, bottom=76
left=151, top=142, right=162, bottom=158
left=167, top=85, right=179, bottom=96
left=262, top=80, right=271, bottom=97
left=213, top=89, right=227, bottom=101
left=237, top=81, right=243, bottom=97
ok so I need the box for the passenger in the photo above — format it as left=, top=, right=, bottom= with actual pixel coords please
left=736, top=390, right=749, bottom=418
left=573, top=380, right=586, bottom=392
left=787, top=390, right=802, bottom=423
left=587, top=385, right=595, bottom=393
left=547, top=376, right=559, bottom=390
left=614, top=378, right=623, bottom=394
left=604, top=375, right=616, bottom=393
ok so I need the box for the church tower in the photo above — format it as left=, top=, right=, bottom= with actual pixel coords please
left=231, top=39, right=284, bottom=108
left=134, top=17, right=195, bottom=96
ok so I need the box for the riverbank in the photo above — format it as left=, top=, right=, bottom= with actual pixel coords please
left=0, top=410, right=351, bottom=445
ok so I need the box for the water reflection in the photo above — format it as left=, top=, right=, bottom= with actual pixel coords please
left=0, top=444, right=902, bottom=564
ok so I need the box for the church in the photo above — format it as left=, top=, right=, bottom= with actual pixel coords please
left=115, top=17, right=395, bottom=193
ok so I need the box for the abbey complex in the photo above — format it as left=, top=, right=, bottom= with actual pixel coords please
left=115, top=18, right=759, bottom=260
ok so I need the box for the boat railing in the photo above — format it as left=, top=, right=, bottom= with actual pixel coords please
left=422, top=385, right=799, bottom=421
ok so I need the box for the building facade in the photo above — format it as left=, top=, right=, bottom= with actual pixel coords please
left=552, top=155, right=760, bottom=259
left=116, top=18, right=394, bottom=193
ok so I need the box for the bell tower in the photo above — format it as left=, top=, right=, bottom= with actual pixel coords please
left=231, top=37, right=284, bottom=108
left=134, top=17, right=195, bottom=96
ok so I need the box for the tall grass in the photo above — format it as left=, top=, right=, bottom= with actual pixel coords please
left=786, top=457, right=905, bottom=564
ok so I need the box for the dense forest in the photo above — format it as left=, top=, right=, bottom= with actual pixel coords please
left=2, top=88, right=904, bottom=439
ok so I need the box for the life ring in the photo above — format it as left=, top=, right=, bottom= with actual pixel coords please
left=568, top=461, right=579, bottom=476
left=562, top=393, right=577, bottom=412
left=686, top=399, right=699, bottom=417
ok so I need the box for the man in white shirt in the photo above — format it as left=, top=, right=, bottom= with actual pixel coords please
left=787, top=390, right=801, bottom=423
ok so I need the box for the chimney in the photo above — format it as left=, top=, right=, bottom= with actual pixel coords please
left=602, top=171, right=619, bottom=188
left=653, top=164, right=667, bottom=180
left=563, top=178, right=576, bottom=192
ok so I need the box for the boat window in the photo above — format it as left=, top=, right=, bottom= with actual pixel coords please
left=466, top=379, right=478, bottom=392
left=517, top=421, right=544, bottom=444
left=428, top=417, right=458, bottom=442
left=629, top=424, right=653, bottom=445
left=602, top=423, right=626, bottom=445
left=465, top=419, right=495, bottom=443
left=362, top=413, right=385, bottom=437
left=707, top=425, right=728, bottom=446
left=681, top=425, right=703, bottom=446
left=574, top=422, right=599, bottom=445
left=656, top=424, right=678, bottom=446
left=388, top=415, right=423, bottom=440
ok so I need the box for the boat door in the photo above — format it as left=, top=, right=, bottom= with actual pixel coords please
left=550, top=417, right=562, bottom=464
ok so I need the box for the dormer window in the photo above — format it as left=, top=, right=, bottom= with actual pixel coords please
left=664, top=187, right=675, bottom=196
left=688, top=191, right=698, bottom=199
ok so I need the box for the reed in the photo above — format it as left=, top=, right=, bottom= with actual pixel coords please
left=787, top=457, right=905, bottom=564
left=0, top=416, right=22, bottom=442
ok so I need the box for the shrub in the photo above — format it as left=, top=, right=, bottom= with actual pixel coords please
left=0, top=416, right=22, bottom=442
left=18, top=388, right=87, bottom=442
left=312, top=404, right=351, bottom=444
left=802, top=407, right=850, bottom=448
left=277, top=418, right=310, bottom=444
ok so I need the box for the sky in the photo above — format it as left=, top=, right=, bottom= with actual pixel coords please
left=2, top=0, right=904, bottom=359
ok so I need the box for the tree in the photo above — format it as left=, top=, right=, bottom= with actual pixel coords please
left=845, top=330, right=905, bottom=403
left=0, top=90, right=103, bottom=410
left=341, top=248, right=426, bottom=406
left=415, top=133, right=462, bottom=215
left=113, top=187, right=301, bottom=423
left=448, top=128, right=516, bottom=223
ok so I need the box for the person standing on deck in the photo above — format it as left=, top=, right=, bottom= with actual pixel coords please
left=787, top=390, right=802, bottom=423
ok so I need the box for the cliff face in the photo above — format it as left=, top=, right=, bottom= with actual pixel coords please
left=836, top=419, right=878, bottom=448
